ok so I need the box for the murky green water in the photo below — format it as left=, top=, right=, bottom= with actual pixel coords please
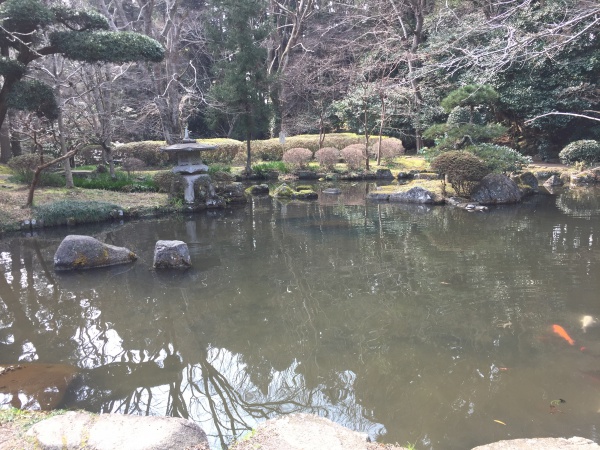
left=2, top=183, right=600, bottom=449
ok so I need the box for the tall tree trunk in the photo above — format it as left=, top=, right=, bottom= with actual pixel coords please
left=0, top=118, right=11, bottom=163
left=57, top=108, right=74, bottom=188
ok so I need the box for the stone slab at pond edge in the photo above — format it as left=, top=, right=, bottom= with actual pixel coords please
left=471, top=437, right=600, bottom=449
left=26, top=411, right=209, bottom=450
left=54, top=235, right=137, bottom=271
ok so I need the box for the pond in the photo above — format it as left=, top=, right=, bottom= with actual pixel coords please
left=2, top=183, right=600, bottom=449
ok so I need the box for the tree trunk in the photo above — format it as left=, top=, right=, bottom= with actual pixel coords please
left=26, top=148, right=79, bottom=207
left=57, top=110, right=74, bottom=188
left=377, top=92, right=386, bottom=166
left=0, top=118, right=11, bottom=163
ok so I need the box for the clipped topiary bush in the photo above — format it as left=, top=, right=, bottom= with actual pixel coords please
left=283, top=147, right=313, bottom=168
left=121, top=157, right=145, bottom=175
left=7, top=153, right=41, bottom=176
left=431, top=150, right=490, bottom=197
left=201, top=138, right=244, bottom=164
left=252, top=139, right=285, bottom=161
left=315, top=147, right=339, bottom=170
left=466, top=144, right=532, bottom=173
left=76, top=145, right=104, bottom=165
left=559, top=140, right=600, bottom=165
left=341, top=144, right=366, bottom=170
left=113, top=141, right=169, bottom=167
left=372, top=138, right=405, bottom=162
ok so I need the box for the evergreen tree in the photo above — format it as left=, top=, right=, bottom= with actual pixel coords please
left=0, top=0, right=164, bottom=162
left=206, top=0, right=272, bottom=174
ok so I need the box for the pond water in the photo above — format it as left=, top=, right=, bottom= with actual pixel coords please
left=2, top=183, right=600, bottom=449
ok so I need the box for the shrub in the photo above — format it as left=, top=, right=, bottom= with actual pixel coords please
left=200, top=138, right=244, bottom=164
left=283, top=147, right=313, bottom=168
left=315, top=147, right=339, bottom=170
left=7, top=153, right=65, bottom=186
left=121, top=157, right=145, bottom=176
left=446, top=106, right=485, bottom=126
left=466, top=144, right=532, bottom=173
left=251, top=139, right=285, bottom=161
left=341, top=144, right=366, bottom=170
left=7, top=153, right=41, bottom=176
left=73, top=171, right=156, bottom=192
left=113, top=141, right=168, bottom=167
left=153, top=171, right=185, bottom=197
left=559, top=140, right=600, bottom=165
left=431, top=150, right=490, bottom=197
left=34, top=200, right=119, bottom=226
left=252, top=161, right=288, bottom=177
left=372, top=138, right=405, bottom=162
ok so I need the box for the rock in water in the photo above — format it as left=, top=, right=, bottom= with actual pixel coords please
left=471, top=174, right=522, bottom=205
left=153, top=240, right=191, bottom=269
left=54, top=235, right=137, bottom=271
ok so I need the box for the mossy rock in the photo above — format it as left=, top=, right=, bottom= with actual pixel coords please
left=245, top=184, right=269, bottom=196
left=293, top=190, right=318, bottom=200
left=272, top=184, right=296, bottom=198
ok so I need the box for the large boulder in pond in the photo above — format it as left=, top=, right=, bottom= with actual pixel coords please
left=27, top=411, right=209, bottom=450
left=511, top=171, right=538, bottom=197
left=54, top=235, right=137, bottom=271
left=470, top=174, right=522, bottom=205
left=389, top=186, right=444, bottom=204
left=153, top=240, right=191, bottom=269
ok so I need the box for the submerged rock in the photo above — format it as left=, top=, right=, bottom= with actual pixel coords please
left=54, top=235, right=137, bottom=271
left=0, top=363, right=79, bottom=410
left=153, top=240, right=191, bottom=269
left=27, top=411, right=209, bottom=450
left=245, top=184, right=270, bottom=196
left=471, top=174, right=522, bottom=205
left=322, top=188, right=341, bottom=195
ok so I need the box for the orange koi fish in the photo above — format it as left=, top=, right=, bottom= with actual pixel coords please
left=552, top=324, right=575, bottom=346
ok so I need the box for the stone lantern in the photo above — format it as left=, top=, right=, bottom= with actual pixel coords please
left=161, top=129, right=217, bottom=203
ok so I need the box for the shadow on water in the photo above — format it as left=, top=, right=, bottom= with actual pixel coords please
left=2, top=184, right=600, bottom=449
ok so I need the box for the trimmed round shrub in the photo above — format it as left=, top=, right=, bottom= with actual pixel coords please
left=431, top=150, right=490, bottom=197
left=315, top=147, right=339, bottom=170
left=341, top=144, right=366, bottom=170
left=113, top=141, right=169, bottom=167
left=7, top=153, right=42, bottom=176
left=372, top=138, right=405, bottom=162
left=282, top=147, right=313, bottom=168
left=559, top=140, right=600, bottom=165
left=121, top=157, right=145, bottom=175
left=76, top=145, right=104, bottom=165
left=446, top=106, right=484, bottom=126
left=466, top=144, right=532, bottom=173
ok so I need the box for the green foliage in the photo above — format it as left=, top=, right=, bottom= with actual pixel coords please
left=51, top=6, right=110, bottom=31
left=559, top=140, right=600, bottom=165
left=7, top=153, right=42, bottom=176
left=51, top=31, right=164, bottom=63
left=447, top=106, right=484, bottom=126
left=200, top=138, right=245, bottom=163
left=7, top=80, right=59, bottom=120
left=0, top=0, right=53, bottom=36
left=0, top=58, right=26, bottom=78
left=73, top=171, right=157, bottom=192
left=466, top=144, right=532, bottom=173
left=252, top=161, right=288, bottom=177
left=34, top=200, right=120, bottom=226
left=441, top=85, right=499, bottom=112
left=208, top=164, right=231, bottom=174
left=113, top=142, right=169, bottom=167
left=431, top=150, right=490, bottom=196
left=423, top=123, right=506, bottom=154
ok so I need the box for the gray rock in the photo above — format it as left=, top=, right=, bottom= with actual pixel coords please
left=389, top=186, right=443, bottom=204
left=367, top=192, right=390, bottom=201
left=245, top=184, right=270, bottom=195
left=153, top=240, right=191, bottom=269
left=512, top=171, right=539, bottom=197
left=231, top=413, right=395, bottom=450
left=322, top=188, right=341, bottom=195
left=397, top=171, right=415, bottom=180
left=472, top=437, right=600, bottom=449
left=471, top=174, right=522, bottom=204
left=27, top=411, right=209, bottom=450
left=375, top=168, right=394, bottom=179
left=216, top=182, right=247, bottom=204
left=54, top=235, right=137, bottom=271
left=544, top=174, right=564, bottom=187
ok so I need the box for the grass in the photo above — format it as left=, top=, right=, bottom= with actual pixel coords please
left=0, top=407, right=65, bottom=429
left=73, top=171, right=157, bottom=192
left=34, top=200, right=121, bottom=226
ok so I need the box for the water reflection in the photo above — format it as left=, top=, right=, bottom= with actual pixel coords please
left=2, top=185, right=600, bottom=449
